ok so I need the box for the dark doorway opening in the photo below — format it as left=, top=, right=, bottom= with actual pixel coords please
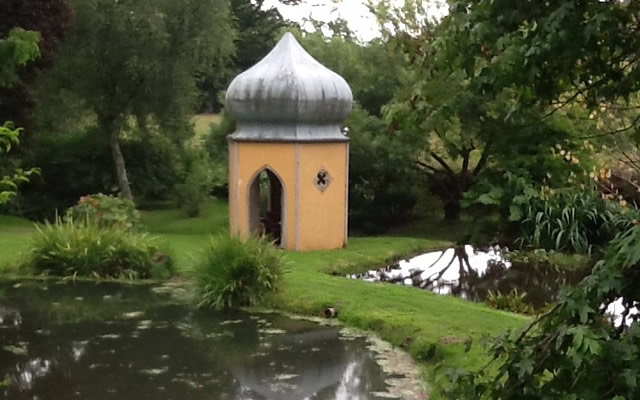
left=248, top=169, right=283, bottom=245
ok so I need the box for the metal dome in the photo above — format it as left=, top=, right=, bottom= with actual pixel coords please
left=226, top=32, right=353, bottom=142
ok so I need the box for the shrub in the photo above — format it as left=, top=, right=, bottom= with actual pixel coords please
left=348, top=106, right=419, bottom=233
left=65, top=193, right=140, bottom=230
left=203, top=111, right=234, bottom=197
left=515, top=188, right=640, bottom=254
left=176, top=151, right=215, bottom=217
left=22, top=219, right=174, bottom=279
left=193, top=235, right=283, bottom=309
left=484, top=289, right=534, bottom=315
left=466, top=172, right=640, bottom=253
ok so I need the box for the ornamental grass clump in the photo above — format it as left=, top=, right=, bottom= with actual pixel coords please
left=194, top=235, right=283, bottom=309
left=22, top=219, right=174, bottom=279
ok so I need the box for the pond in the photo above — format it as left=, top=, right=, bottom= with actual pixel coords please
left=0, top=280, right=417, bottom=400
left=348, top=245, right=589, bottom=310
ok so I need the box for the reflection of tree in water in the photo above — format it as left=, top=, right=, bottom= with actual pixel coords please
left=388, top=246, right=474, bottom=291
left=385, top=245, right=588, bottom=310
left=470, top=259, right=588, bottom=309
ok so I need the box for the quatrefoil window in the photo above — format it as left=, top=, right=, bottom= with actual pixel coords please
left=314, top=168, right=332, bottom=192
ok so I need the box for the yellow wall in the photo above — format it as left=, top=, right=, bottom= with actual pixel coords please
left=228, top=140, right=348, bottom=251
left=297, top=142, right=348, bottom=250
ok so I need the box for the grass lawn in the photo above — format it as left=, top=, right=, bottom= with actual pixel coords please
left=192, top=113, right=221, bottom=138
left=139, top=199, right=229, bottom=271
left=0, top=199, right=527, bottom=396
left=0, top=215, right=37, bottom=271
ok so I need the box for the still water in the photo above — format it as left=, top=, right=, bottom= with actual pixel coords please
left=349, top=245, right=588, bottom=309
left=0, top=281, right=393, bottom=400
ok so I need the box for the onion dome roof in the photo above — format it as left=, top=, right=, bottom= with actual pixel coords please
left=226, top=32, right=352, bottom=142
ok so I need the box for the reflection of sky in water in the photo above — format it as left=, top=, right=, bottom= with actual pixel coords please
left=351, top=245, right=510, bottom=295
left=351, top=246, right=635, bottom=327
left=606, top=298, right=639, bottom=327
left=233, top=328, right=382, bottom=399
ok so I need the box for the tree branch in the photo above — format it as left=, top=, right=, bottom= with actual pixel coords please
left=430, top=151, right=456, bottom=176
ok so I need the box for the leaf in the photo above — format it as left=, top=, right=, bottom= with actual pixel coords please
left=508, top=205, right=523, bottom=221
left=515, top=357, right=534, bottom=378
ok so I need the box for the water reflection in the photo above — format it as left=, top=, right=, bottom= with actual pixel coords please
left=349, top=245, right=588, bottom=309
left=0, top=281, right=390, bottom=400
left=233, top=327, right=380, bottom=400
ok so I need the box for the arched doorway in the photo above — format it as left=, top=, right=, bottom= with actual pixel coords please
left=248, top=168, right=284, bottom=245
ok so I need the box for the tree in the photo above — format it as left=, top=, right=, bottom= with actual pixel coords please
left=370, top=3, right=512, bottom=220
left=0, top=28, right=40, bottom=204
left=373, top=1, right=606, bottom=220
left=197, top=0, right=294, bottom=112
left=300, top=31, right=403, bottom=116
left=431, top=1, right=640, bottom=397
left=39, top=0, right=235, bottom=201
left=443, top=0, right=640, bottom=128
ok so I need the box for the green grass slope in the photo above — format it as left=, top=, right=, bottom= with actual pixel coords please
left=0, top=215, right=36, bottom=270
left=1, top=199, right=526, bottom=394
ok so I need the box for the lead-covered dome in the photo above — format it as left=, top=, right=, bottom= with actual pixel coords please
left=226, top=32, right=352, bottom=142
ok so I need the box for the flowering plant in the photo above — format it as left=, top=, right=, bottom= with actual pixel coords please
left=65, top=193, right=140, bottom=231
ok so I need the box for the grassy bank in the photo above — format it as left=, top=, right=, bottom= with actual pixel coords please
left=0, top=199, right=526, bottom=394
left=0, top=215, right=36, bottom=271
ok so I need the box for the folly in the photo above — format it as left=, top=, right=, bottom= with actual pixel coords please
left=226, top=33, right=352, bottom=251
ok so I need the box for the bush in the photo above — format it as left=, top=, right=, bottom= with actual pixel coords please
left=193, top=235, right=283, bottom=309
left=466, top=172, right=640, bottom=253
left=122, top=133, right=187, bottom=202
left=17, top=127, right=187, bottom=219
left=22, top=219, right=174, bottom=279
left=515, top=188, right=640, bottom=254
left=484, top=289, right=534, bottom=315
left=348, top=107, right=419, bottom=233
left=176, top=151, right=215, bottom=217
left=203, top=111, right=234, bottom=197
left=65, top=193, right=140, bottom=230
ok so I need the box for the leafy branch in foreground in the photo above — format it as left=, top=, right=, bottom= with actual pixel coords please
left=444, top=225, right=640, bottom=399
left=0, top=28, right=41, bottom=205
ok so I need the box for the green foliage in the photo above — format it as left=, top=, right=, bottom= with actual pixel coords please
left=193, top=235, right=283, bottom=309
left=445, top=225, right=640, bottom=399
left=203, top=111, right=235, bottom=196
left=14, top=128, right=115, bottom=216
left=0, top=28, right=40, bottom=87
left=18, top=127, right=188, bottom=216
left=0, top=0, right=72, bottom=133
left=176, top=152, right=216, bottom=217
left=375, top=5, right=518, bottom=220
left=0, top=29, right=40, bottom=205
left=0, top=122, right=39, bottom=205
left=36, top=0, right=235, bottom=199
left=300, top=31, right=403, bottom=116
left=65, top=193, right=141, bottom=231
left=22, top=219, right=174, bottom=280
left=347, top=106, right=419, bottom=233
left=514, top=187, right=640, bottom=254
left=485, top=289, right=534, bottom=315
left=122, top=132, right=187, bottom=202
left=444, top=0, right=640, bottom=109
left=197, top=0, right=290, bottom=111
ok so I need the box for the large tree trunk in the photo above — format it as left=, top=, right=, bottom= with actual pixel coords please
left=108, top=124, right=133, bottom=201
